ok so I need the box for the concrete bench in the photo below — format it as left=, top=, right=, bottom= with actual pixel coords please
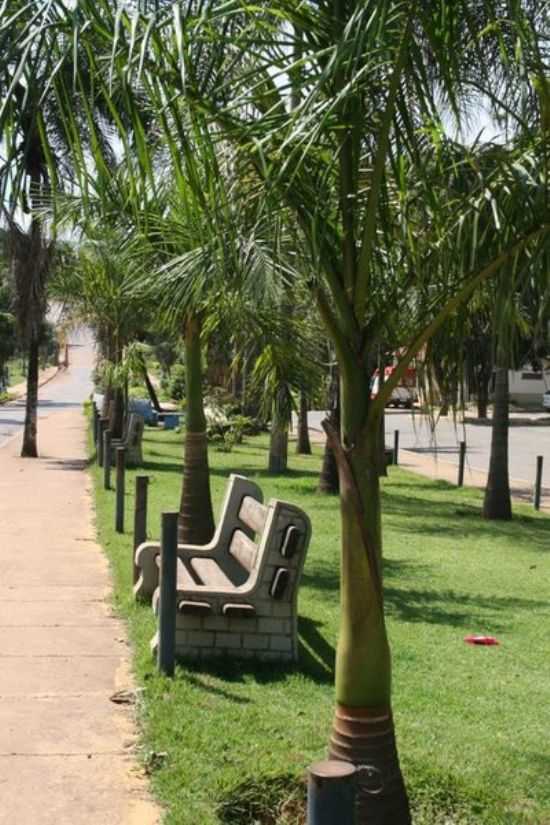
left=111, top=412, right=145, bottom=467
left=134, top=474, right=311, bottom=663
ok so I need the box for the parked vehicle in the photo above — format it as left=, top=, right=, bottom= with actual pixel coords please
left=543, top=389, right=550, bottom=410
left=386, top=385, right=416, bottom=409
left=370, top=367, right=418, bottom=409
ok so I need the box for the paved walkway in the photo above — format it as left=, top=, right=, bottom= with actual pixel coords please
left=0, top=344, right=159, bottom=824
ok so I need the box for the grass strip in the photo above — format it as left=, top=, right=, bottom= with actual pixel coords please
left=90, top=422, right=550, bottom=824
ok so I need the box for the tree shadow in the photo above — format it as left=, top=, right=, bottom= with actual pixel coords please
left=381, top=491, right=550, bottom=547
left=141, top=458, right=183, bottom=474
left=384, top=585, right=549, bottom=630
left=176, top=670, right=251, bottom=705
left=208, top=465, right=320, bottom=480
left=298, top=616, right=335, bottom=680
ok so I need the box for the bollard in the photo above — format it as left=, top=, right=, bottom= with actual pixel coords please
left=157, top=512, right=178, bottom=677
left=393, top=429, right=400, bottom=466
left=307, top=760, right=356, bottom=825
left=133, top=476, right=149, bottom=585
left=534, top=455, right=543, bottom=511
left=93, top=404, right=99, bottom=446
left=115, top=447, right=126, bottom=533
left=457, top=440, right=466, bottom=487
left=103, top=430, right=112, bottom=490
left=98, top=417, right=108, bottom=467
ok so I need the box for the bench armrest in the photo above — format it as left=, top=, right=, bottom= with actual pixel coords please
left=133, top=538, right=227, bottom=602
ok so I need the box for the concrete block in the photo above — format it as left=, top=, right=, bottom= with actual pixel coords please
left=243, top=633, right=269, bottom=650
left=270, top=635, right=293, bottom=652
left=188, top=631, right=215, bottom=647
left=258, top=618, right=286, bottom=634
left=215, top=632, right=242, bottom=649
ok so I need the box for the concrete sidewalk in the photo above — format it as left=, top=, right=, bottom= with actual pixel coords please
left=0, top=397, right=159, bottom=821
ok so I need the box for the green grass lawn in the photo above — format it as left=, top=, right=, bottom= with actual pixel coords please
left=5, top=357, right=25, bottom=388
left=90, top=424, right=550, bottom=825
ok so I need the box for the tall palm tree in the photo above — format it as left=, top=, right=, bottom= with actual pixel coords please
left=137, top=8, right=548, bottom=822
left=0, top=0, right=113, bottom=455
left=27, top=4, right=550, bottom=822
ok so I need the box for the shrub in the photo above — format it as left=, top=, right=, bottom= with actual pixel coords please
left=168, top=364, right=186, bottom=401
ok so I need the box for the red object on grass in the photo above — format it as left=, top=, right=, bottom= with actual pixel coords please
left=464, top=635, right=500, bottom=646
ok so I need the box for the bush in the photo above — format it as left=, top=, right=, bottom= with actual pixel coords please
left=168, top=364, right=186, bottom=401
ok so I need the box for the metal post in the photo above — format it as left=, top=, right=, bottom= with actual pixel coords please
left=393, top=429, right=400, bottom=466
left=534, top=455, right=543, bottom=511
left=115, top=447, right=126, bottom=532
left=103, top=430, right=112, bottom=490
left=98, top=417, right=109, bottom=467
left=307, top=760, right=356, bottom=825
left=92, top=404, right=99, bottom=445
left=133, top=476, right=149, bottom=585
left=157, top=512, right=178, bottom=677
left=457, top=440, right=466, bottom=487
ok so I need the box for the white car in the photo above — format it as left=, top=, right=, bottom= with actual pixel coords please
left=543, top=390, right=550, bottom=410
left=387, top=386, right=416, bottom=409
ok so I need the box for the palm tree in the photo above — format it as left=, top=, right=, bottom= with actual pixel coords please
left=28, top=4, right=550, bottom=822
left=0, top=0, right=113, bottom=455
left=142, top=8, right=548, bottom=822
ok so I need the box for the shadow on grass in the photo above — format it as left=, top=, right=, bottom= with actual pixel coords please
left=177, top=670, right=252, bottom=705
left=170, top=617, right=336, bottom=689
left=217, top=773, right=306, bottom=825
left=209, top=466, right=321, bottom=481
left=382, top=492, right=550, bottom=547
left=384, top=585, right=549, bottom=630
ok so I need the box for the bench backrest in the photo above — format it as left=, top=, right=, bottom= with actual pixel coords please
left=122, top=413, right=144, bottom=448
left=251, top=498, right=311, bottom=609
left=214, top=475, right=310, bottom=605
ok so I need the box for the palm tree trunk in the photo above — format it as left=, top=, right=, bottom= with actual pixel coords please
left=296, top=391, right=312, bottom=454
left=268, top=390, right=289, bottom=473
left=141, top=359, right=163, bottom=412
left=319, top=366, right=340, bottom=494
left=326, top=363, right=410, bottom=825
left=21, top=330, right=40, bottom=457
left=477, top=388, right=488, bottom=419
left=112, top=387, right=125, bottom=439
left=483, top=346, right=512, bottom=520
left=178, top=315, right=215, bottom=545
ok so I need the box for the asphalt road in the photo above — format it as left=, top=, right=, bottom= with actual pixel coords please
left=0, top=328, right=95, bottom=450
left=305, top=407, right=550, bottom=489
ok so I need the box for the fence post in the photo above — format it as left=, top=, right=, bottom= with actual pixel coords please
left=92, top=404, right=99, bottom=446
left=393, top=429, right=400, bottom=466
left=534, top=455, right=543, bottom=511
left=103, top=430, right=112, bottom=490
left=115, top=447, right=126, bottom=533
left=157, top=512, right=178, bottom=677
left=307, top=760, right=356, bottom=825
left=133, top=476, right=149, bottom=585
left=457, top=441, right=466, bottom=487
left=98, top=417, right=108, bottom=467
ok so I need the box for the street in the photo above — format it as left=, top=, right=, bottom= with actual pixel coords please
left=0, top=328, right=95, bottom=450
left=305, top=407, right=550, bottom=491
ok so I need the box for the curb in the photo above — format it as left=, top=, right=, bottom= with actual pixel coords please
left=0, top=364, right=65, bottom=406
